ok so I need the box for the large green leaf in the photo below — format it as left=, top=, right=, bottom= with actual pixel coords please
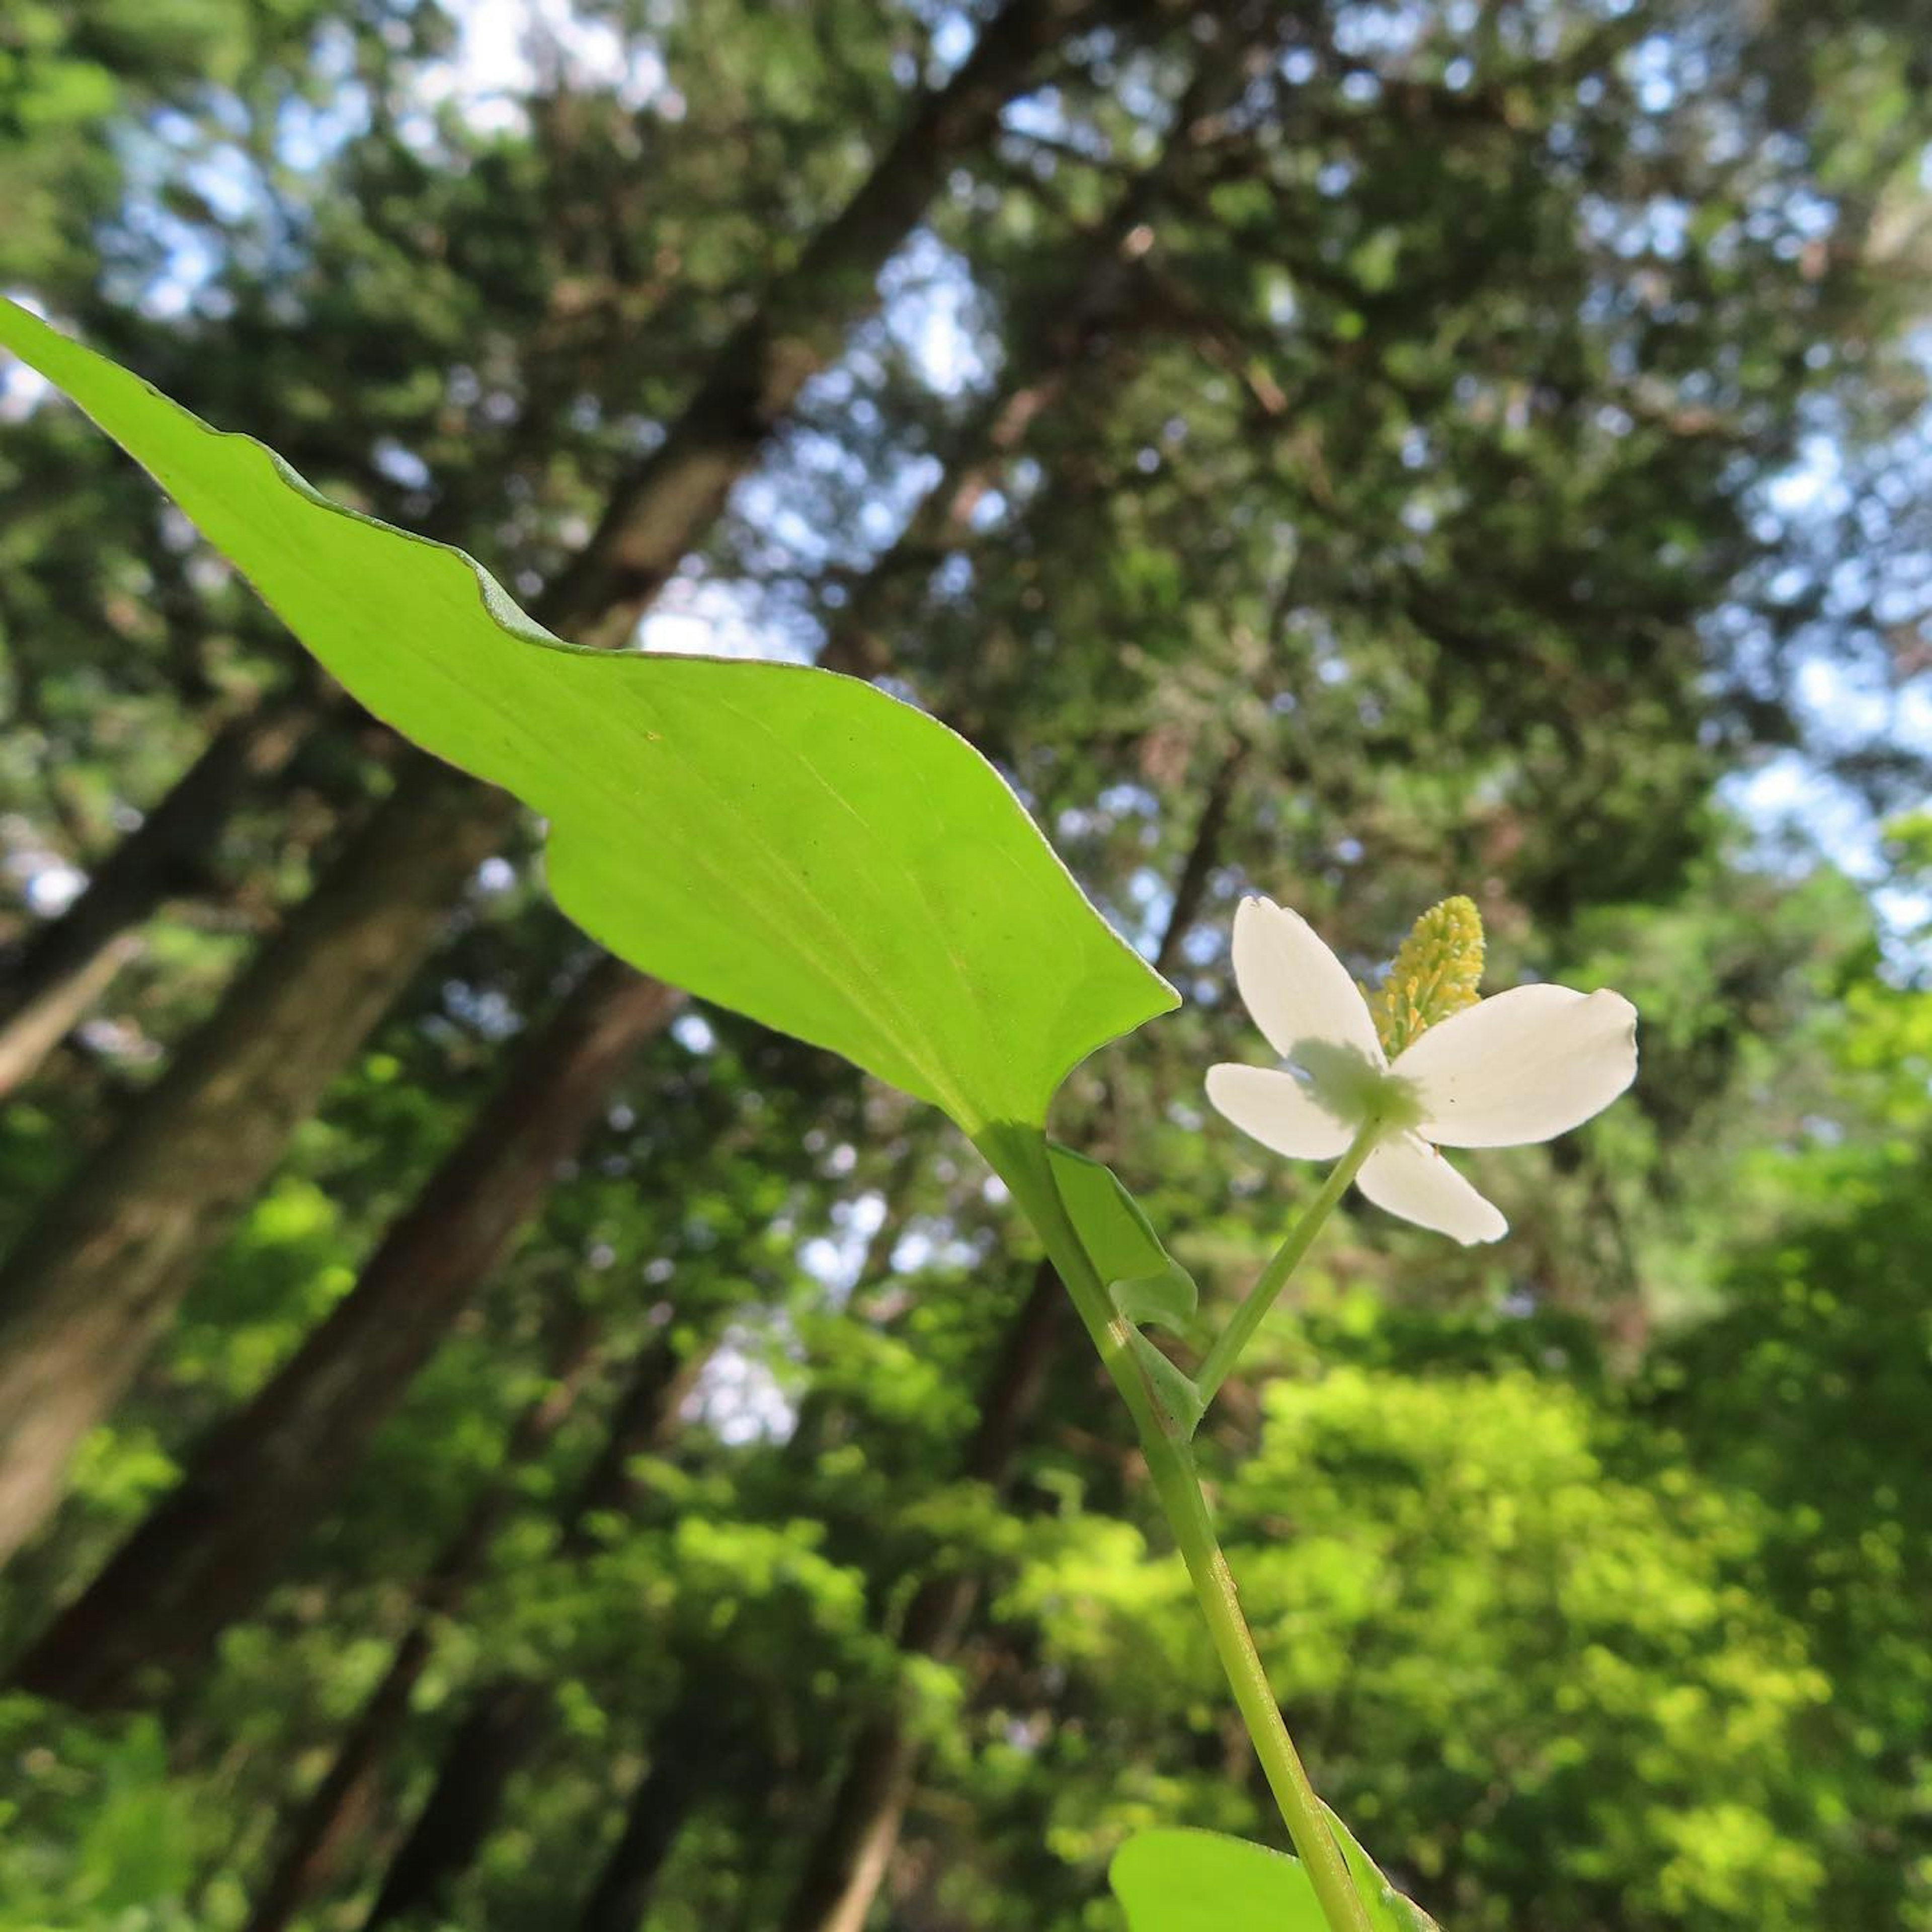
left=0, top=299, right=1174, bottom=1131
left=1110, top=1830, right=1327, bottom=1931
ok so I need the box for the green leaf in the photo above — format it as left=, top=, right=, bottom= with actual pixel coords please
left=1110, top=1829, right=1328, bottom=1931
left=1321, top=1806, right=1442, bottom=1932
left=1047, top=1145, right=1203, bottom=1435
left=0, top=299, right=1175, bottom=1132
left=1046, top=1145, right=1197, bottom=1329
left=1111, top=1823, right=1440, bottom=1932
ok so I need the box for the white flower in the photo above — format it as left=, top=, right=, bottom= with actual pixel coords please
left=1206, top=896, right=1639, bottom=1245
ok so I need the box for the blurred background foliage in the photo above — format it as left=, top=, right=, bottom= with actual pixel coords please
left=0, top=0, right=1928, bottom=1928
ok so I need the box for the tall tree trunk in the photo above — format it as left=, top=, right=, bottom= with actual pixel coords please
left=0, top=932, right=143, bottom=1100
left=561, top=1242, right=1059, bottom=1932
left=358, top=1674, right=553, bottom=1930
left=360, top=1336, right=706, bottom=1930
left=239, top=1317, right=605, bottom=1932
left=0, top=702, right=320, bottom=1098
left=539, top=0, right=1126, bottom=649
left=572, top=1702, right=720, bottom=1932
left=0, top=0, right=1109, bottom=1570
left=15, top=955, right=681, bottom=1708
left=0, top=758, right=511, bottom=1571
left=778, top=1261, right=1067, bottom=1932
left=814, top=167, right=1181, bottom=682
left=812, top=4, right=1252, bottom=808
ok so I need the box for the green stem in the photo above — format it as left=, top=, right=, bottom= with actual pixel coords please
left=978, top=1124, right=1374, bottom=1932
left=1194, top=1120, right=1382, bottom=1409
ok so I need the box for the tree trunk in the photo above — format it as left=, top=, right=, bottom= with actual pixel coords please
left=0, top=932, right=144, bottom=1100
left=778, top=1261, right=1067, bottom=1932
left=573, top=1703, right=719, bottom=1932
left=358, top=1675, right=552, bottom=1930
left=0, top=757, right=513, bottom=1571
left=15, top=954, right=681, bottom=1707
left=539, top=0, right=1124, bottom=649
left=359, top=1336, right=705, bottom=1930
left=0, top=701, right=319, bottom=1097
left=239, top=1318, right=604, bottom=1932
left=0, top=0, right=1106, bottom=1568
left=814, top=153, right=1181, bottom=683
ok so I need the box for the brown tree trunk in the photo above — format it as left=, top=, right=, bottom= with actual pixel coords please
left=0, top=702, right=319, bottom=1097
left=0, top=757, right=511, bottom=1571
left=539, top=0, right=1125, bottom=649
left=778, top=1261, right=1067, bottom=1932
left=358, top=1675, right=553, bottom=1930
left=360, top=1335, right=706, bottom=1930
left=0, top=0, right=1107, bottom=1570
left=573, top=1702, right=721, bottom=1932
left=0, top=932, right=144, bottom=1100
left=239, top=1318, right=605, bottom=1932
left=15, top=955, right=681, bottom=1707
left=814, top=139, right=1188, bottom=683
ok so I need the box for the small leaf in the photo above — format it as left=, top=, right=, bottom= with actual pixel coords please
left=1046, top=1145, right=1197, bottom=1329
left=1046, top=1145, right=1203, bottom=1434
left=1320, top=1806, right=1442, bottom=1932
left=1110, top=1829, right=1327, bottom=1931
left=0, top=300, right=1175, bottom=1132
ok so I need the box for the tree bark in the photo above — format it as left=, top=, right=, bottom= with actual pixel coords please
left=778, top=1261, right=1067, bottom=1932
left=358, top=1674, right=553, bottom=1930
left=0, top=702, right=320, bottom=1098
left=814, top=156, right=1183, bottom=681
left=15, top=954, right=681, bottom=1707
left=539, top=0, right=1125, bottom=649
left=573, top=1703, right=719, bottom=1932
left=0, top=931, right=144, bottom=1100
left=0, top=0, right=1107, bottom=1570
left=359, top=1335, right=705, bottom=1930
left=0, top=757, right=512, bottom=1571
left=238, top=1318, right=604, bottom=1932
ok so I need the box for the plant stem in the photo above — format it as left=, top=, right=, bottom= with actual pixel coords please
left=1194, top=1121, right=1382, bottom=1409
left=977, top=1124, right=1374, bottom=1932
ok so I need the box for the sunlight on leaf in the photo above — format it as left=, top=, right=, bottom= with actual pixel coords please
left=0, top=300, right=1174, bottom=1131
left=1111, top=1821, right=1438, bottom=1932
left=1111, top=1829, right=1328, bottom=1931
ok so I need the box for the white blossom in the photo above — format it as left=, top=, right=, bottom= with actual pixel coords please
left=1206, top=897, right=1638, bottom=1245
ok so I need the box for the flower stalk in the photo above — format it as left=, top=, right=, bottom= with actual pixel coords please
left=976, top=1121, right=1376, bottom=1932
left=1193, top=1117, right=1382, bottom=1409
left=975, top=896, right=1638, bottom=1932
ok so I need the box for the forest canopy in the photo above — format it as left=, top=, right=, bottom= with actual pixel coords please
left=0, top=2, right=1928, bottom=1929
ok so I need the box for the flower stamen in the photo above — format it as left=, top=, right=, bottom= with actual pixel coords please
left=1369, top=895, right=1484, bottom=1057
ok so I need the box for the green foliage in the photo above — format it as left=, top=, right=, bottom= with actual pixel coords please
left=0, top=299, right=1174, bottom=1132
left=0, top=1702, right=207, bottom=1929
left=0, top=1, right=1928, bottom=1927
left=1110, top=1817, right=1436, bottom=1932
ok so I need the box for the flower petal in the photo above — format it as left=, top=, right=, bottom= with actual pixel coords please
left=1356, top=1132, right=1507, bottom=1244
left=1230, top=896, right=1384, bottom=1068
left=1206, top=1063, right=1354, bottom=1161
left=1393, top=985, right=1638, bottom=1148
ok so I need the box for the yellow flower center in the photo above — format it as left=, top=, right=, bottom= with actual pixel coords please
left=1368, top=895, right=1485, bottom=1057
